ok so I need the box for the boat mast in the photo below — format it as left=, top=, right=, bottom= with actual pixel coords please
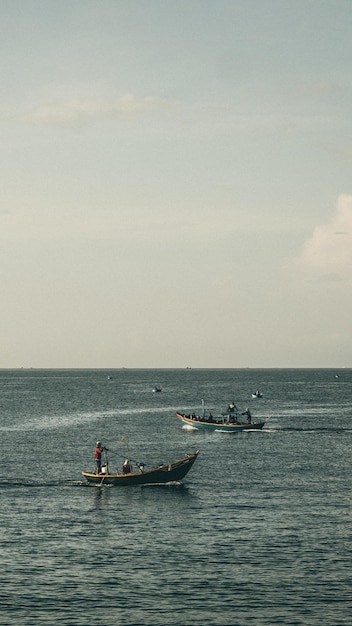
left=103, top=447, right=109, bottom=474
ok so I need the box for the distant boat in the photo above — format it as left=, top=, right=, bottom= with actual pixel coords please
left=176, top=400, right=265, bottom=433
left=82, top=450, right=199, bottom=486
left=152, top=386, right=162, bottom=393
left=252, top=390, right=263, bottom=398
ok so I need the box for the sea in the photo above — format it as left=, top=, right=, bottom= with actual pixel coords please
left=0, top=368, right=351, bottom=626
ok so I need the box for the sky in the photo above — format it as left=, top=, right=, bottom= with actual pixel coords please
left=1, top=0, right=351, bottom=368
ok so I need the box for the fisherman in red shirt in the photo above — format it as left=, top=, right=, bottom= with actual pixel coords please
left=94, top=441, right=106, bottom=474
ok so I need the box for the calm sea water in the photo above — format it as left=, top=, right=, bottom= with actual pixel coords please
left=0, top=368, right=351, bottom=625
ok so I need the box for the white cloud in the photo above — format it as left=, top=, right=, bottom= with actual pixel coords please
left=21, top=94, right=171, bottom=127
left=298, top=194, right=352, bottom=280
left=0, top=90, right=335, bottom=136
left=0, top=202, right=303, bottom=245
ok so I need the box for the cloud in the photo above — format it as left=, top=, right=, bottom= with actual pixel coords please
left=290, top=80, right=340, bottom=99
left=0, top=199, right=310, bottom=246
left=0, top=204, right=237, bottom=243
left=22, top=93, right=171, bottom=127
left=328, top=143, right=352, bottom=162
left=0, top=88, right=334, bottom=136
left=298, top=194, right=352, bottom=280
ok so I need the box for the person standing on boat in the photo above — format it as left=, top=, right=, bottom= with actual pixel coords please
left=94, top=441, right=107, bottom=474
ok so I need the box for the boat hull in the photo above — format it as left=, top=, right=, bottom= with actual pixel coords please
left=82, top=450, right=199, bottom=486
left=176, top=412, right=265, bottom=432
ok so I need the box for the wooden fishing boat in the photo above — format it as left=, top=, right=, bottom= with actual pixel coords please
left=176, top=413, right=265, bottom=432
left=82, top=449, right=200, bottom=486
left=176, top=401, right=265, bottom=432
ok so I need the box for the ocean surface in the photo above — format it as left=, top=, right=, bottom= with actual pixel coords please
left=0, top=368, right=351, bottom=625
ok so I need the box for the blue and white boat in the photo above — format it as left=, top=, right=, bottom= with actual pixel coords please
left=176, top=400, right=265, bottom=433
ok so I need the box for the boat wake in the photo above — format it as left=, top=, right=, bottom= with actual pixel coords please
left=0, top=478, right=85, bottom=488
left=0, top=410, right=119, bottom=432
left=265, top=426, right=351, bottom=433
left=141, top=481, right=183, bottom=488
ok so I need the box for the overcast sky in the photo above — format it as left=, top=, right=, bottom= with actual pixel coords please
left=1, top=0, right=351, bottom=368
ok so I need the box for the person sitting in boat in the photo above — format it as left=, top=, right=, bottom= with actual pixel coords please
left=243, top=407, right=252, bottom=423
left=94, top=441, right=107, bottom=474
left=122, top=459, right=133, bottom=474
